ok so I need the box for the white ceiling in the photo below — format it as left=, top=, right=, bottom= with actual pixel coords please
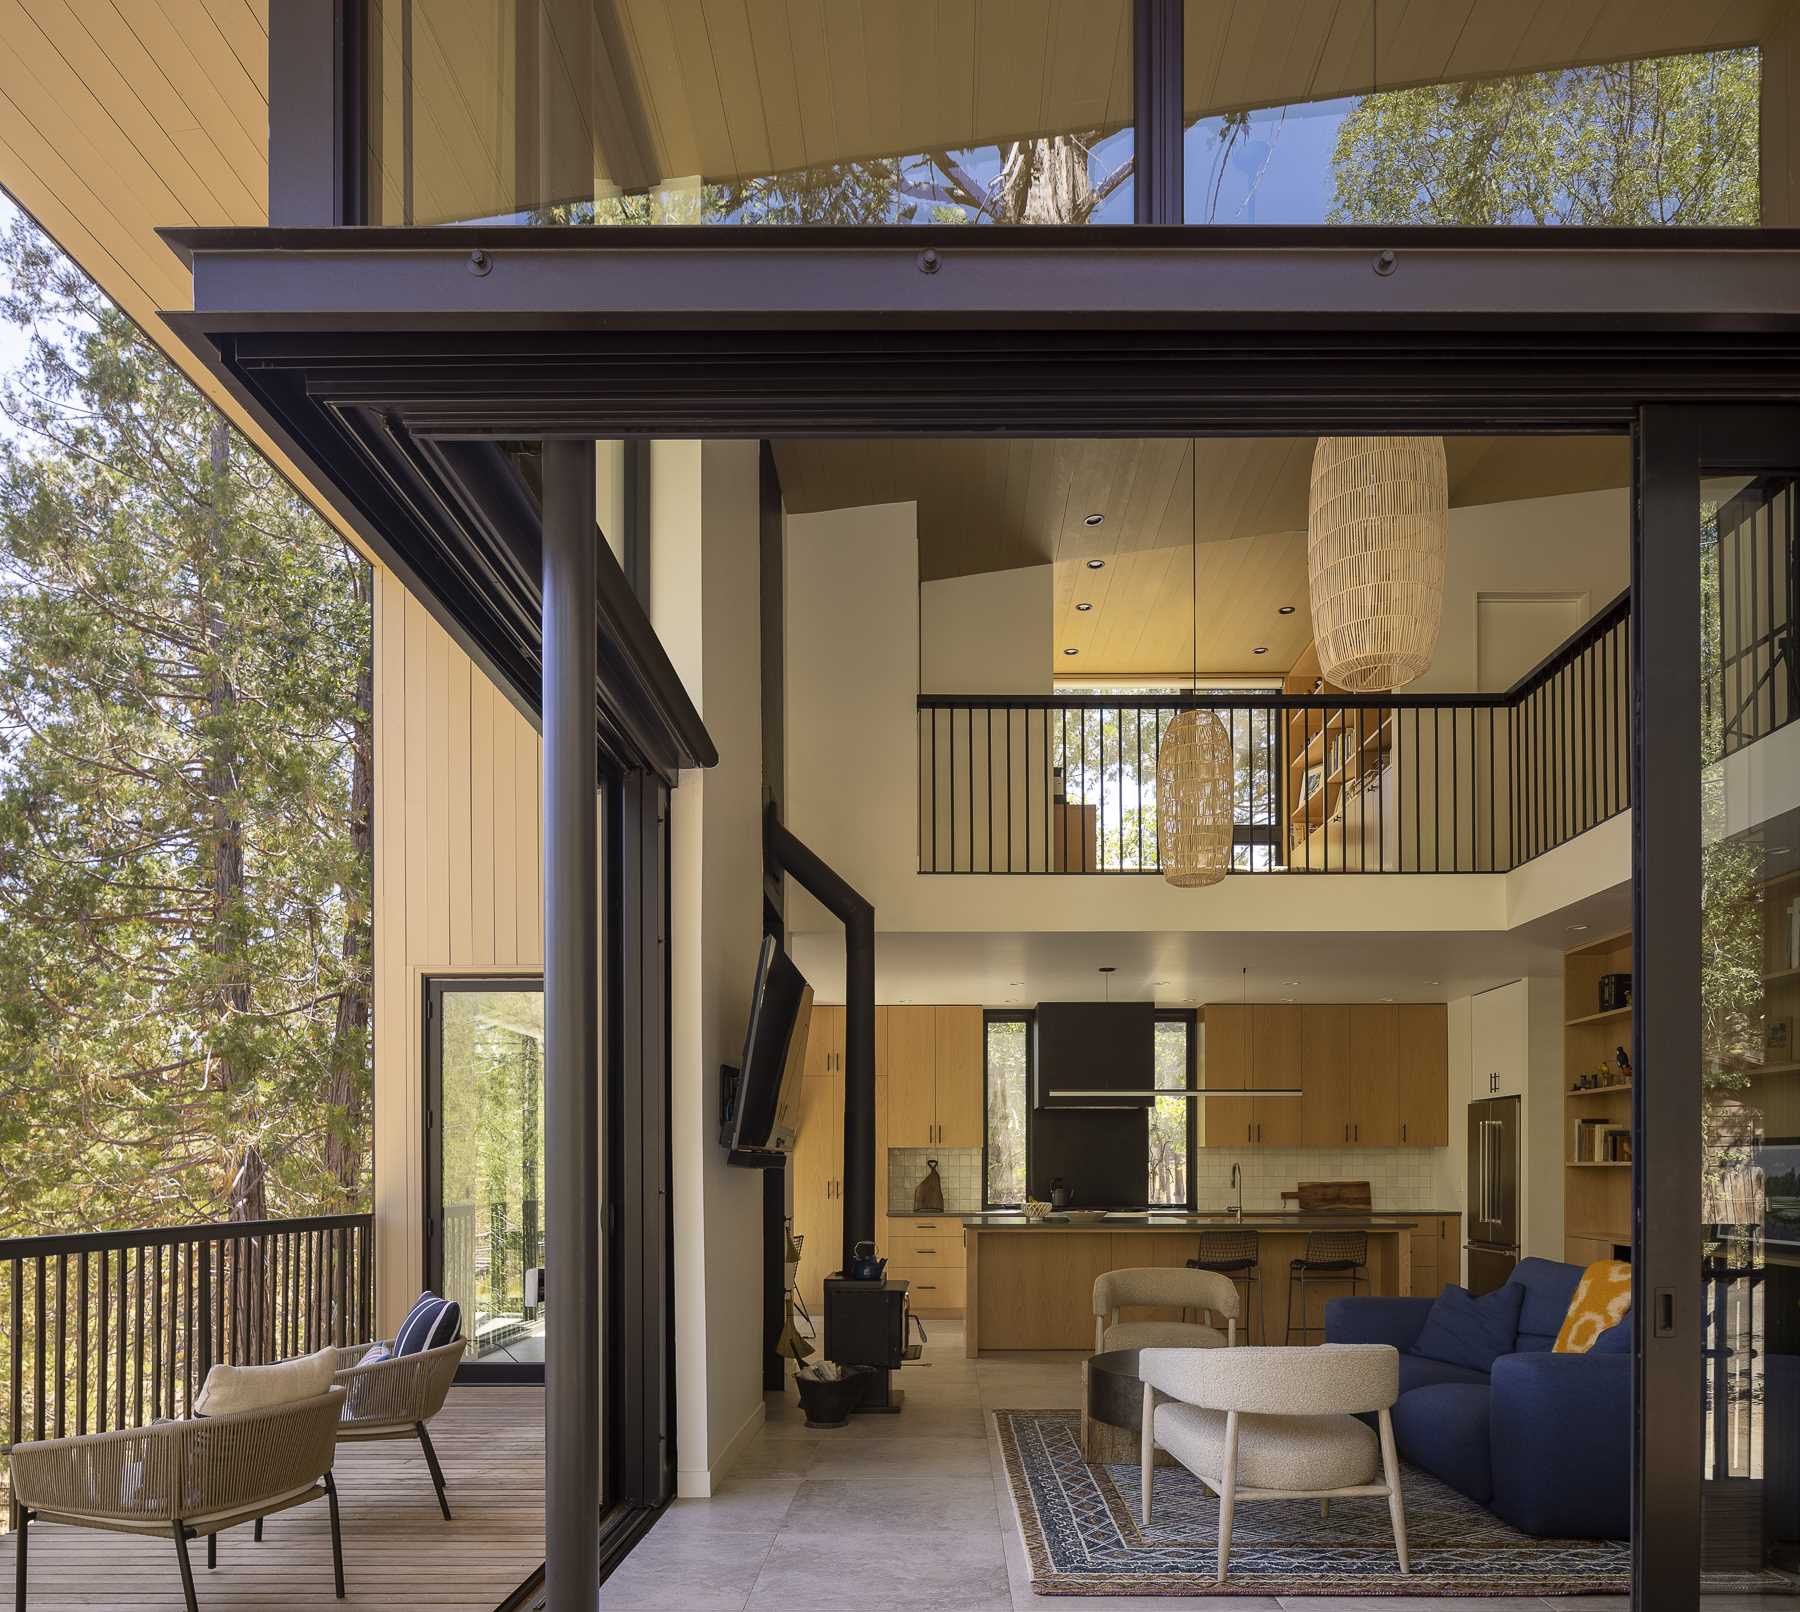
left=790, top=878, right=1630, bottom=1008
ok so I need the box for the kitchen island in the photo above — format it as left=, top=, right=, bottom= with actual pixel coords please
left=961, top=1213, right=1423, bottom=1356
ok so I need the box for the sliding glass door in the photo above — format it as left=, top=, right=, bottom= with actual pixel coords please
left=425, top=975, right=547, bottom=1381
left=1637, top=408, right=1800, bottom=1605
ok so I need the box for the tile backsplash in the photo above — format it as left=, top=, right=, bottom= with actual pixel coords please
left=1190, top=1147, right=1459, bottom=1212
left=888, top=1147, right=983, bottom=1215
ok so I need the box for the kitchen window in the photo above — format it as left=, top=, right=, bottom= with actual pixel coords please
left=984, top=1012, right=1031, bottom=1207
left=1152, top=1013, right=1197, bottom=1208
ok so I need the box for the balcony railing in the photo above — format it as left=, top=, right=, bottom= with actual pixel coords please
left=917, top=592, right=1635, bottom=875
left=1, top=1213, right=373, bottom=1522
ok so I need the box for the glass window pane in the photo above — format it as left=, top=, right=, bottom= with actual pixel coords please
left=1151, top=1018, right=1190, bottom=1207
left=437, top=984, right=546, bottom=1366
left=1695, top=469, right=1799, bottom=1580
left=1183, top=1, right=1761, bottom=226
left=368, top=1, right=1133, bottom=227
left=985, top=1017, right=1028, bottom=1206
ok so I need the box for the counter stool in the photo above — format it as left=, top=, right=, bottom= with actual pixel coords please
left=1187, top=1229, right=1263, bottom=1344
left=1285, top=1231, right=1369, bottom=1344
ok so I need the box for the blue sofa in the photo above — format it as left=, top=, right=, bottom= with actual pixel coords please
left=1324, top=1257, right=1630, bottom=1540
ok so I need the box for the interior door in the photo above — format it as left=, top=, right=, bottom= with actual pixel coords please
left=1636, top=405, right=1800, bottom=1607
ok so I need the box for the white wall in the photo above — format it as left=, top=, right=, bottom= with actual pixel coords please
left=921, top=566, right=1053, bottom=694
left=655, top=440, right=768, bottom=1497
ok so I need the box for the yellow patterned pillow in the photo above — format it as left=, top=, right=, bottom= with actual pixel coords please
left=1553, top=1260, right=1632, bottom=1353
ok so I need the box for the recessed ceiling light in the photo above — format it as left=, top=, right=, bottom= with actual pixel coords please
left=1253, top=646, right=1269, bottom=655
left=1769, top=846, right=1793, bottom=855
left=1282, top=979, right=1299, bottom=987
left=1567, top=923, right=1589, bottom=932
left=1379, top=996, right=1394, bottom=1003
left=1278, top=605, right=1296, bottom=615
left=1098, top=965, right=1117, bottom=974
left=1008, top=981, right=1024, bottom=987
left=1063, top=647, right=1079, bottom=656
left=1282, top=997, right=1295, bottom=1003
left=1084, top=513, right=1105, bottom=527
left=1086, top=558, right=1106, bottom=570
left=1075, top=601, right=1093, bottom=612
left=1427, top=979, right=1440, bottom=986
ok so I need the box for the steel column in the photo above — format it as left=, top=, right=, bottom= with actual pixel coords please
left=541, top=439, right=600, bottom=1612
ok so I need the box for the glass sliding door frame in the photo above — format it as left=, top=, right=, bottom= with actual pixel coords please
left=1635, top=405, right=1800, bottom=1607
left=423, top=973, right=548, bottom=1384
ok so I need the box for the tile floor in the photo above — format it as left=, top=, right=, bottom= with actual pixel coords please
left=593, top=1320, right=1758, bottom=1612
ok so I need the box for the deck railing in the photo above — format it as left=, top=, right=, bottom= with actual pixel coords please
left=1, top=1212, right=374, bottom=1523
left=917, top=591, right=1635, bottom=875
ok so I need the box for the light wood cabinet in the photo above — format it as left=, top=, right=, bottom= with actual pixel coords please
left=804, top=1004, right=842, bottom=1077
left=1470, top=980, right=1527, bottom=1100
left=884, top=1005, right=982, bottom=1148
left=1205, top=999, right=1448, bottom=1150
left=1410, top=1213, right=1460, bottom=1297
left=1396, top=1004, right=1450, bottom=1146
left=884, top=1005, right=937, bottom=1146
left=933, top=1007, right=985, bottom=1146
left=1348, top=1005, right=1400, bottom=1145
left=1200, top=1004, right=1253, bottom=1146
left=1300, top=1005, right=1350, bottom=1147
left=792, top=1068, right=843, bottom=1311
left=891, top=1266, right=966, bottom=1312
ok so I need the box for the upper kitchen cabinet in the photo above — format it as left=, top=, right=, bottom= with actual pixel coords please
left=1470, top=981, right=1528, bottom=1101
left=804, top=1004, right=842, bottom=1077
left=1251, top=1005, right=1303, bottom=1146
left=1347, top=1005, right=1400, bottom=1146
left=1300, top=1004, right=1351, bottom=1148
left=1201, top=1004, right=1253, bottom=1145
left=885, top=1004, right=983, bottom=1148
left=1396, top=1004, right=1450, bottom=1146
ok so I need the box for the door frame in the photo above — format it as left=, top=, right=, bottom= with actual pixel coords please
left=422, top=971, right=548, bottom=1384
left=1634, top=405, right=1800, bottom=1602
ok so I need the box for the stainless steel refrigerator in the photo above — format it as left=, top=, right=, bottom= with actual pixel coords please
left=1466, top=1096, right=1521, bottom=1295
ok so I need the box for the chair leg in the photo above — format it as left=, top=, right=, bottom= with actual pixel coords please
left=253, top=1517, right=263, bottom=1543
left=1139, top=1381, right=1155, bottom=1526
left=14, top=1508, right=27, bottom=1612
left=1378, top=1408, right=1410, bottom=1574
left=207, top=1533, right=216, bottom=1571
left=417, top=1421, right=452, bottom=1521
left=171, top=1523, right=198, bottom=1612
left=1320, top=1498, right=1330, bottom=1519
left=325, top=1471, right=346, bottom=1600
left=1216, top=1412, right=1239, bottom=1585
left=1284, top=1270, right=1296, bottom=1344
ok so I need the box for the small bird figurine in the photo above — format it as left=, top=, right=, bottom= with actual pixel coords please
left=1615, top=1045, right=1631, bottom=1077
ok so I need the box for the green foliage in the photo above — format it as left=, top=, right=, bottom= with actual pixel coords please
left=1330, top=49, right=1759, bottom=226
left=0, top=212, right=372, bottom=1234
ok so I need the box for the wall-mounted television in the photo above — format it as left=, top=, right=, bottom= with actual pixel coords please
left=723, top=935, right=813, bottom=1158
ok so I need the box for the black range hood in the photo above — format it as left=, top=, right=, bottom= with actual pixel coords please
left=1033, top=1001, right=1155, bottom=1110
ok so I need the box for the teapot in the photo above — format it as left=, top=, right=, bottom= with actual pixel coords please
left=846, top=1240, right=887, bottom=1281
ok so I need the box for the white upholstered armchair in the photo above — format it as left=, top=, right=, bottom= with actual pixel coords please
left=1093, top=1265, right=1240, bottom=1354
left=1137, top=1342, right=1407, bottom=1584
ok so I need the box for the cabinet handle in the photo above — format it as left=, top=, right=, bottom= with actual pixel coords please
left=1354, top=1124, right=1359, bottom=1142
left=1345, top=1123, right=1350, bottom=1142
left=1402, top=1123, right=1407, bottom=1143
left=1248, top=1122, right=1253, bottom=1143
left=917, top=1248, right=936, bottom=1254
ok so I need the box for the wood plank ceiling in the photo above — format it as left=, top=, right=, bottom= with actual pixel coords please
left=771, top=435, right=1630, bottom=679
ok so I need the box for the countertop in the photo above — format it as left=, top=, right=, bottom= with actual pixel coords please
left=960, top=1212, right=1425, bottom=1231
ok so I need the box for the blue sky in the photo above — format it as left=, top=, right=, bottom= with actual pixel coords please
left=0, top=194, right=30, bottom=397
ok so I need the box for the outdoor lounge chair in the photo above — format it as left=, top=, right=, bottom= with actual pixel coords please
left=332, top=1337, right=466, bottom=1520
left=8, top=1386, right=346, bottom=1612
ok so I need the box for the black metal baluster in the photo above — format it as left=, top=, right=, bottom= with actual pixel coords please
left=1007, top=710, right=1015, bottom=873
left=76, top=1251, right=89, bottom=1435
left=9, top=1255, right=22, bottom=1519
left=53, top=1254, right=67, bottom=1439
left=33, top=1256, right=45, bottom=1442
left=96, top=1249, right=109, bottom=1434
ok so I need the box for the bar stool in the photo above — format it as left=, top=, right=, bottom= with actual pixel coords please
left=1285, top=1231, right=1369, bottom=1344
left=1187, top=1228, right=1263, bottom=1344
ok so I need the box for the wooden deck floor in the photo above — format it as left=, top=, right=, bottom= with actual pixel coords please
left=2, top=1386, right=544, bottom=1612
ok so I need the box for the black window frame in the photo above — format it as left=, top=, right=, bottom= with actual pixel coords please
left=982, top=1009, right=1034, bottom=1210
left=423, top=972, right=547, bottom=1385
left=1150, top=1008, right=1199, bottom=1212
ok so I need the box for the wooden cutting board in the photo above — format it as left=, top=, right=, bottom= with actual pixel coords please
left=1281, top=1180, right=1373, bottom=1213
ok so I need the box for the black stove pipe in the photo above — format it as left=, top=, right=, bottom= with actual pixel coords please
left=765, top=807, right=875, bottom=1270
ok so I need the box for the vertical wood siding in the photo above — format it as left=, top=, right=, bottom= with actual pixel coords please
left=372, top=565, right=543, bottom=1333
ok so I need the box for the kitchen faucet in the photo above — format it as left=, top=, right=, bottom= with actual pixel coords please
left=1230, top=1162, right=1243, bottom=1221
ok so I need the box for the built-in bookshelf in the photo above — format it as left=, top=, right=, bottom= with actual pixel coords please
left=1283, top=643, right=1393, bottom=868
left=1564, top=928, right=1634, bottom=1263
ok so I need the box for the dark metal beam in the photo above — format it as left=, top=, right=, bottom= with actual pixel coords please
left=764, top=812, right=875, bottom=1267
left=267, top=4, right=359, bottom=227
left=1134, top=0, right=1183, bottom=225
left=542, top=440, right=600, bottom=1612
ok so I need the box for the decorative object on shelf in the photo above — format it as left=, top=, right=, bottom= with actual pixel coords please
left=1615, top=1046, right=1632, bottom=1081
left=1598, top=972, right=1632, bottom=1013
left=913, top=1158, right=946, bottom=1214
left=1769, top=1018, right=1794, bottom=1060
left=1302, top=762, right=1326, bottom=801
left=1159, top=708, right=1234, bottom=886
left=1157, top=449, right=1234, bottom=888
left=1307, top=435, right=1449, bottom=691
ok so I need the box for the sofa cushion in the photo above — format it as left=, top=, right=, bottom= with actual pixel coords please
left=1411, top=1282, right=1524, bottom=1373
left=1389, top=1382, right=1493, bottom=1504
left=1554, top=1260, right=1632, bottom=1353
left=1591, top=1311, right=1632, bottom=1353
left=1397, top=1352, right=1491, bottom=1395
left=394, top=1291, right=461, bottom=1356
left=193, top=1345, right=336, bottom=1418
left=1509, top=1258, right=1584, bottom=1352
left=1155, top=1402, right=1378, bottom=1492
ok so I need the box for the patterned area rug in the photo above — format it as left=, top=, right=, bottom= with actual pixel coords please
left=996, top=1409, right=1631, bottom=1598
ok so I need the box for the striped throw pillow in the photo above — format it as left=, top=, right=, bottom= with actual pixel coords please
left=394, top=1291, right=462, bottom=1356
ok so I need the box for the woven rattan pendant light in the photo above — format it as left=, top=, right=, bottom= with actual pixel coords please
left=1157, top=445, right=1234, bottom=887
left=1307, top=436, right=1448, bottom=692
